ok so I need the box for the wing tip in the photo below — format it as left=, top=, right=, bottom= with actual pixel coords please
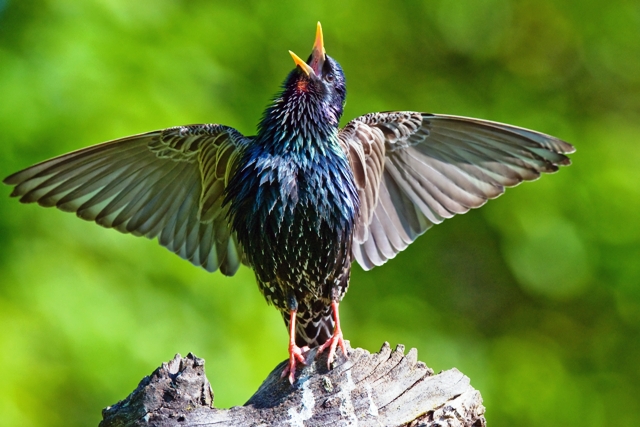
left=4, top=170, right=28, bottom=188
left=557, top=140, right=576, bottom=155
left=9, top=188, right=24, bottom=199
left=559, top=156, right=572, bottom=167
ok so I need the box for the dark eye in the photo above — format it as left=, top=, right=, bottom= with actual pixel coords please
left=325, top=72, right=335, bottom=83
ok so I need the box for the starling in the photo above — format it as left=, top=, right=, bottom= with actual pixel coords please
left=4, top=22, right=574, bottom=383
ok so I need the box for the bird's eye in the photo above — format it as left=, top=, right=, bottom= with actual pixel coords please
left=325, top=72, right=335, bottom=83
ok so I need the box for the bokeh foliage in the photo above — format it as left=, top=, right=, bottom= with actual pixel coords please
left=1, top=1, right=639, bottom=426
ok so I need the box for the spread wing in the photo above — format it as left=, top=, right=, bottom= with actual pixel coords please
left=4, top=124, right=251, bottom=275
left=339, top=112, right=575, bottom=270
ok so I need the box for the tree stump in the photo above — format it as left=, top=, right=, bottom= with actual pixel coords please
left=100, top=342, right=486, bottom=426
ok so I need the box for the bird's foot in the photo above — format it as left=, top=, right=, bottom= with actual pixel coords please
left=281, top=342, right=310, bottom=384
left=317, top=327, right=348, bottom=369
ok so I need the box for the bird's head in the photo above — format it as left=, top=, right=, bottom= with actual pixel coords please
left=282, top=22, right=346, bottom=126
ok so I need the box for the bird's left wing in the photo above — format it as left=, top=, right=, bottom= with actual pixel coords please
left=338, top=112, right=575, bottom=270
left=4, top=124, right=251, bottom=275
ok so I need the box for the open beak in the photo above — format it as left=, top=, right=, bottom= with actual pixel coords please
left=289, top=22, right=326, bottom=77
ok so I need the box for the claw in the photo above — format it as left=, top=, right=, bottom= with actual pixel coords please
left=281, top=343, right=310, bottom=384
left=282, top=309, right=310, bottom=384
left=317, top=328, right=347, bottom=368
left=317, top=301, right=348, bottom=368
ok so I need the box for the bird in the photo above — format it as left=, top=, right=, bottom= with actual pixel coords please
left=3, top=22, right=574, bottom=384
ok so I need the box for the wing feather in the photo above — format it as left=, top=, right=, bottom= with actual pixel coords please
left=4, top=125, right=251, bottom=274
left=339, top=112, right=574, bottom=270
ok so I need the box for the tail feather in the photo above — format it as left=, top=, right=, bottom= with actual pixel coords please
left=283, top=305, right=335, bottom=348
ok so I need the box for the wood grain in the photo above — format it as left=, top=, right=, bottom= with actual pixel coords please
left=100, top=342, right=485, bottom=426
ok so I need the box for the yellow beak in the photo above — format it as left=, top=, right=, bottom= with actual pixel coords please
left=289, top=22, right=326, bottom=77
left=289, top=50, right=314, bottom=77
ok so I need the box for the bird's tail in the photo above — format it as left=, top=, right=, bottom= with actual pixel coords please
left=284, top=304, right=335, bottom=348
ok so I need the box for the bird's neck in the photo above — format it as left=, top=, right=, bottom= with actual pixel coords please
left=257, top=92, right=341, bottom=155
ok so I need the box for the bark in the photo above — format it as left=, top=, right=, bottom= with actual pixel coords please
left=100, top=342, right=486, bottom=427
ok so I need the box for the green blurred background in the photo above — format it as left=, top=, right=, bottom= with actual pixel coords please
left=1, top=0, right=639, bottom=426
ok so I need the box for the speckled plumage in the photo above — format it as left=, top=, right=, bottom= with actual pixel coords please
left=4, top=23, right=575, bottom=382
left=224, top=54, right=358, bottom=347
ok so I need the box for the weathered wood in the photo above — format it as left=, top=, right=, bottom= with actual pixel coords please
left=100, top=342, right=486, bottom=427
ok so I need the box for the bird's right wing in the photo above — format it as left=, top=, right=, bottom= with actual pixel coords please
left=339, top=112, right=575, bottom=270
left=4, top=124, right=251, bottom=275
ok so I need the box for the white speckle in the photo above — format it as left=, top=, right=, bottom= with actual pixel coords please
left=365, top=383, right=378, bottom=417
left=338, top=371, right=358, bottom=425
left=288, top=379, right=316, bottom=426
